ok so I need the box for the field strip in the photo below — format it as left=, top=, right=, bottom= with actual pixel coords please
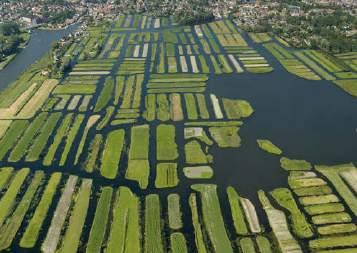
left=228, top=55, right=243, bottom=73
left=17, top=79, right=59, bottom=119
left=0, top=82, right=38, bottom=119
left=41, top=175, right=78, bottom=253
left=0, top=120, right=12, bottom=140
left=69, top=71, right=110, bottom=75
left=210, top=94, right=223, bottom=119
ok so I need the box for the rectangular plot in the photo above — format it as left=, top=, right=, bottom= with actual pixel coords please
left=155, top=163, right=178, bottom=188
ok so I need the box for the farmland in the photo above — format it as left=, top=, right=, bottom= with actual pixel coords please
left=0, top=13, right=355, bottom=253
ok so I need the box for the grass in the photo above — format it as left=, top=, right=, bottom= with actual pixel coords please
left=280, top=157, right=312, bottom=171
left=316, top=164, right=357, bottom=215
left=75, top=115, right=101, bottom=165
left=209, top=126, right=241, bottom=148
left=0, top=167, right=13, bottom=191
left=156, top=124, right=178, bottom=161
left=185, top=121, right=243, bottom=127
left=43, top=113, right=73, bottom=166
left=257, top=139, right=282, bottom=155
left=185, top=140, right=212, bottom=164
left=312, top=212, right=351, bottom=225
left=155, top=163, right=178, bottom=188
left=270, top=188, right=313, bottom=239
left=144, top=194, right=164, bottom=253
left=295, top=51, right=335, bottom=80
left=299, top=194, right=339, bottom=206
left=100, top=129, right=125, bottom=179
left=170, top=233, right=187, bottom=253
left=239, top=238, right=255, bottom=253
left=106, top=187, right=140, bottom=253
left=189, top=193, right=208, bottom=253
left=183, top=166, right=213, bottom=179
left=0, top=171, right=44, bottom=251
left=41, top=175, right=78, bottom=253
left=294, top=185, right=332, bottom=196
left=226, top=186, right=249, bottom=235
left=20, top=172, right=62, bottom=248
left=317, top=224, right=356, bottom=236
left=170, top=94, right=184, bottom=121
left=52, top=84, right=97, bottom=94
left=196, top=94, right=210, bottom=119
left=94, top=77, right=114, bottom=112
left=26, top=112, right=62, bottom=161
left=304, top=203, right=345, bottom=215
left=58, top=179, right=92, bottom=253
left=256, top=236, right=272, bottom=253
left=0, top=168, right=29, bottom=227
left=157, top=94, right=170, bottom=121
left=143, top=94, right=156, bottom=121
left=309, top=234, right=357, bottom=250
left=96, top=106, right=114, bottom=130
left=59, top=114, right=85, bottom=166
left=333, top=79, right=357, bottom=97
left=0, top=120, right=29, bottom=160
left=126, top=125, right=150, bottom=189
left=8, top=113, right=48, bottom=162
left=168, top=194, right=182, bottom=230
left=84, top=134, right=103, bottom=173
left=210, top=94, right=223, bottom=119
left=191, top=184, right=234, bottom=253
left=184, top=94, right=199, bottom=120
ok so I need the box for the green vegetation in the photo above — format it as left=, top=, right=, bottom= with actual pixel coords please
left=333, top=79, right=357, bottom=97
left=209, top=126, right=241, bottom=147
left=170, top=233, right=187, bottom=253
left=222, top=98, right=254, bottom=119
left=191, top=184, right=233, bottom=253
left=0, top=171, right=43, bottom=251
left=97, top=106, right=114, bottom=130
left=156, top=124, right=178, bottom=161
left=106, top=187, right=140, bottom=253
left=126, top=125, right=150, bottom=189
left=318, top=224, right=357, bottom=236
left=100, top=129, right=125, bottom=179
left=155, top=163, right=178, bottom=188
left=227, top=186, right=249, bottom=235
left=20, top=172, right=62, bottom=248
left=0, top=120, right=28, bottom=160
left=184, top=94, right=199, bottom=120
left=239, top=238, right=255, bottom=253
left=0, top=168, right=29, bottom=227
left=26, top=112, right=62, bottom=161
left=293, top=185, right=332, bottom=197
left=183, top=166, right=213, bottom=179
left=168, top=194, right=183, bottom=230
left=257, top=139, right=282, bottom=155
left=256, top=236, right=272, bottom=253
left=196, top=94, right=210, bottom=119
left=83, top=134, right=103, bottom=173
left=144, top=194, right=164, bottom=253
left=189, top=193, right=208, bottom=253
left=94, top=77, right=114, bottom=112
left=43, top=113, right=73, bottom=166
left=58, top=179, right=92, bottom=253
left=280, top=157, right=312, bottom=171
left=157, top=94, right=170, bottom=121
left=53, top=84, right=97, bottom=94
left=185, top=140, right=212, bottom=164
left=312, top=212, right=351, bottom=225
left=304, top=203, right=345, bottom=215
left=0, top=167, right=13, bottom=190
left=299, top=194, right=339, bottom=206
left=310, top=234, right=357, bottom=250
left=270, top=188, right=313, bottom=239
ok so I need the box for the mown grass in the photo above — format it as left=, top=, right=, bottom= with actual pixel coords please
left=317, top=224, right=356, bottom=236
left=239, top=237, right=255, bottom=253
left=145, top=194, right=164, bottom=253
left=26, top=112, right=62, bottom=161
left=183, top=166, right=213, bottom=179
left=20, top=172, right=62, bottom=248
left=94, top=77, right=114, bottom=112
left=106, top=187, right=140, bottom=253
left=333, top=79, right=357, bottom=97
left=196, top=94, right=210, bottom=119
left=156, top=124, right=178, bottom=161
left=96, top=106, right=114, bottom=130
left=100, top=129, right=125, bottom=179
left=256, top=236, right=272, bottom=253
left=157, top=94, right=170, bottom=121
left=155, top=163, right=178, bottom=188
left=0, top=167, right=13, bottom=190
left=294, top=185, right=332, bottom=196
left=257, top=139, right=282, bottom=155
left=191, top=184, right=234, bottom=253
left=84, top=134, right=103, bottom=173
left=170, top=232, right=187, bottom=253
left=222, top=98, right=254, bottom=120
left=0, top=168, right=29, bottom=227
left=304, top=203, right=345, bottom=216
left=58, top=179, right=92, bottom=253
left=168, top=194, right=182, bottom=230
left=309, top=234, right=357, bottom=250
left=312, top=212, right=351, bottom=225
left=226, top=186, right=249, bottom=235
left=270, top=188, right=313, bottom=239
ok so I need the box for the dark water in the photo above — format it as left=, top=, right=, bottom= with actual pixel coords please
left=0, top=25, right=79, bottom=90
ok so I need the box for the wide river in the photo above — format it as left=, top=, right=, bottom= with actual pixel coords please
left=0, top=24, right=79, bottom=89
